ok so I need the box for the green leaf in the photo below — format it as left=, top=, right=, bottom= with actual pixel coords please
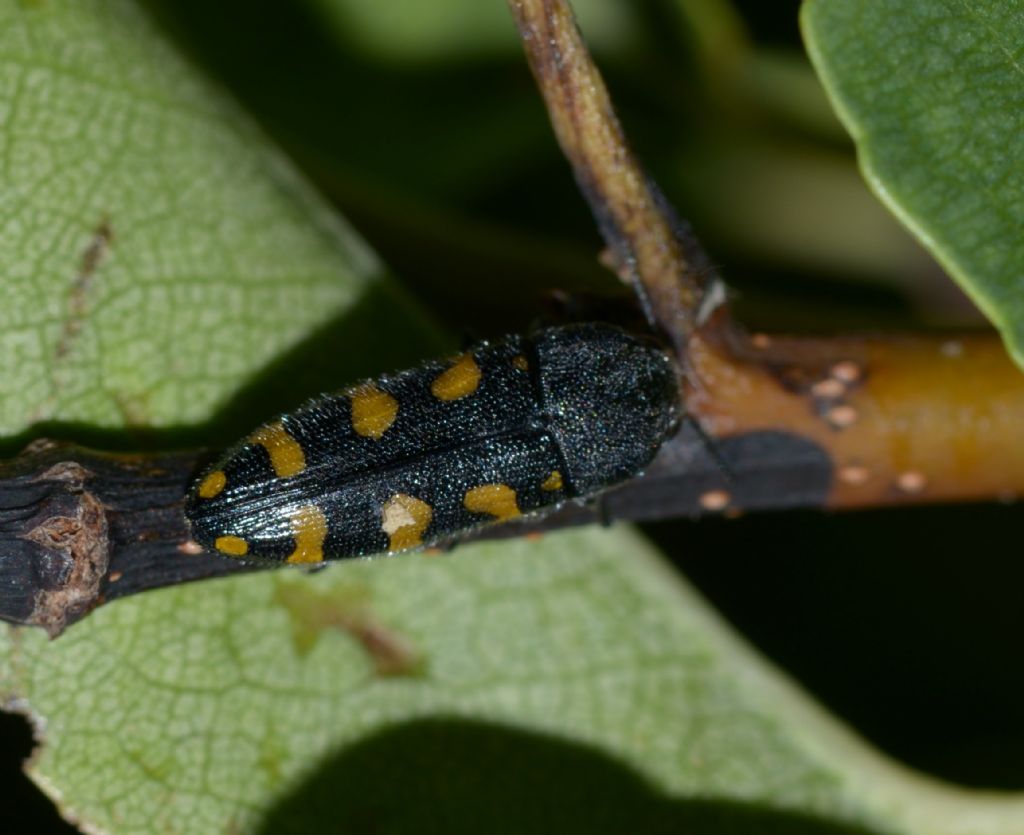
left=801, top=0, right=1024, bottom=370
left=0, top=0, right=435, bottom=441
left=7, top=529, right=1024, bottom=835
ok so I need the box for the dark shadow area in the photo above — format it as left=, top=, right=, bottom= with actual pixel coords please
left=0, top=280, right=445, bottom=458
left=657, top=502, right=1024, bottom=789
left=257, top=717, right=882, bottom=835
left=138, top=0, right=702, bottom=336
left=141, top=0, right=569, bottom=210
left=733, top=0, right=804, bottom=47
left=0, top=711, right=78, bottom=834
left=206, top=279, right=447, bottom=446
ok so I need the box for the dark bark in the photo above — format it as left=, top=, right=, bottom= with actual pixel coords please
left=0, top=427, right=831, bottom=635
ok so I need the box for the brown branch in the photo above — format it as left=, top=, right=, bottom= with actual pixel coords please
left=0, top=442, right=257, bottom=636
left=506, top=0, right=719, bottom=355
left=507, top=0, right=1024, bottom=509
left=2, top=0, right=1021, bottom=636
left=4, top=323, right=1023, bottom=638
left=687, top=327, right=1024, bottom=508
left=0, top=425, right=828, bottom=635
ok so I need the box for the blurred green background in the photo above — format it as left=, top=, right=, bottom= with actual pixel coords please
left=2, top=0, right=1020, bottom=831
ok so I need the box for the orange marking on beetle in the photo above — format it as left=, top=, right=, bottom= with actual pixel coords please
left=251, top=421, right=306, bottom=477
left=431, top=353, right=481, bottom=401
left=350, top=383, right=399, bottom=439
left=197, top=470, right=227, bottom=499
left=541, top=470, right=563, bottom=491
left=513, top=354, right=529, bottom=371
left=215, top=535, right=249, bottom=557
left=464, top=484, right=520, bottom=520
left=286, top=504, right=328, bottom=564
left=381, top=493, right=433, bottom=552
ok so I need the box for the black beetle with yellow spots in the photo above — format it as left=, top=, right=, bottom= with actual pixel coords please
left=184, top=323, right=680, bottom=564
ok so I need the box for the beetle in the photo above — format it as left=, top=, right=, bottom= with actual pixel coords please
left=184, top=322, right=680, bottom=564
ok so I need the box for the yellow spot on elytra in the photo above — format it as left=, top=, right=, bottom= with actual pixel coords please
left=215, top=535, right=249, bottom=557
left=464, top=484, right=520, bottom=520
left=198, top=470, right=227, bottom=499
left=513, top=354, right=529, bottom=371
left=381, top=493, right=433, bottom=552
left=251, top=421, right=306, bottom=478
left=541, top=470, right=563, bottom=491
left=286, top=504, right=328, bottom=564
left=350, top=383, right=399, bottom=439
left=431, top=353, right=481, bottom=401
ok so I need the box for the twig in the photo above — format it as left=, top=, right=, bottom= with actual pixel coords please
left=0, top=427, right=822, bottom=635
left=5, top=325, right=1024, bottom=638
left=506, top=0, right=720, bottom=355
left=687, top=329, right=1024, bottom=508
left=3, top=0, right=1022, bottom=636
left=507, top=0, right=1024, bottom=508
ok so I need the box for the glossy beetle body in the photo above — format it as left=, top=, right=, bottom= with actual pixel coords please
left=185, top=323, right=680, bottom=564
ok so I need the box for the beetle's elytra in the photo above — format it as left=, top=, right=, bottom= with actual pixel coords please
left=184, top=323, right=680, bottom=564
